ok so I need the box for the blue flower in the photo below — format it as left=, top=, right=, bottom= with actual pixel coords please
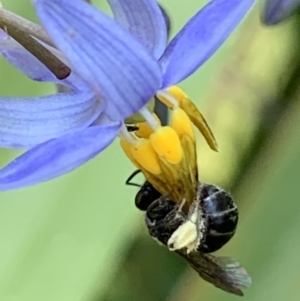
left=0, top=0, right=254, bottom=190
left=262, top=0, right=300, bottom=25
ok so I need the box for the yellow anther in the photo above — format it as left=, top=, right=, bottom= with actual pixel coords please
left=128, top=139, right=161, bottom=175
left=180, top=97, right=218, bottom=151
left=143, top=170, right=171, bottom=197
left=156, top=86, right=188, bottom=108
left=135, top=114, right=161, bottom=139
left=171, top=108, right=194, bottom=140
left=120, top=138, right=141, bottom=169
left=180, top=133, right=198, bottom=193
left=157, top=86, right=218, bottom=151
left=150, top=126, right=183, bottom=165
left=167, top=86, right=188, bottom=104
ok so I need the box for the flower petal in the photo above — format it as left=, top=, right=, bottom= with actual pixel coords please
left=0, top=30, right=85, bottom=89
left=0, top=90, right=102, bottom=148
left=108, top=0, right=167, bottom=59
left=0, top=122, right=121, bottom=190
left=0, top=30, right=57, bottom=82
left=159, top=4, right=171, bottom=37
left=35, top=0, right=162, bottom=121
left=159, top=0, right=254, bottom=88
left=262, top=0, right=300, bottom=25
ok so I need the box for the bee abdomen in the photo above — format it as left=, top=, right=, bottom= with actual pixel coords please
left=199, top=208, right=238, bottom=253
left=198, top=231, right=236, bottom=253
left=206, top=207, right=239, bottom=233
left=198, top=184, right=239, bottom=253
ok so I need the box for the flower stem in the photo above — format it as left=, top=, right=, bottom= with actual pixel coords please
left=0, top=7, right=71, bottom=80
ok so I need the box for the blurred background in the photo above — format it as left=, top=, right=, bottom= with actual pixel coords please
left=0, top=0, right=300, bottom=300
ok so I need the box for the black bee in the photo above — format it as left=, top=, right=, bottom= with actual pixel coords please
left=166, top=183, right=239, bottom=254
left=126, top=172, right=251, bottom=296
left=126, top=170, right=162, bottom=211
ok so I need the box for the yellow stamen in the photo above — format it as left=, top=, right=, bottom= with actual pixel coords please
left=156, top=86, right=218, bottom=151
left=143, top=169, right=172, bottom=197
left=150, top=126, right=182, bottom=165
left=128, top=139, right=161, bottom=175
left=135, top=113, right=161, bottom=139
left=157, top=157, right=184, bottom=201
left=180, top=97, right=218, bottom=151
left=179, top=133, right=198, bottom=194
left=156, top=86, right=187, bottom=108
left=171, top=108, right=194, bottom=140
left=120, top=86, right=217, bottom=209
left=156, top=90, right=179, bottom=109
left=167, top=86, right=188, bottom=104
left=120, top=138, right=141, bottom=169
left=156, top=133, right=197, bottom=208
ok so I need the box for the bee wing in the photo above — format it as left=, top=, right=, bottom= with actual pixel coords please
left=178, top=251, right=252, bottom=296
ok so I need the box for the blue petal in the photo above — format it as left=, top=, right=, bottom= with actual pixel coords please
left=262, top=0, right=300, bottom=25
left=159, top=5, right=171, bottom=36
left=108, top=0, right=167, bottom=59
left=0, top=90, right=102, bottom=148
left=159, top=0, right=255, bottom=88
left=35, top=0, right=162, bottom=121
left=0, top=30, right=58, bottom=82
left=0, top=30, right=86, bottom=89
left=0, top=122, right=121, bottom=190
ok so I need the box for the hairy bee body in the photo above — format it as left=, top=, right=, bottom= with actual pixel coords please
left=127, top=172, right=251, bottom=296
left=137, top=182, right=238, bottom=253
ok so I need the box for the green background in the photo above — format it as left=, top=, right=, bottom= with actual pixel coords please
left=0, top=1, right=300, bottom=300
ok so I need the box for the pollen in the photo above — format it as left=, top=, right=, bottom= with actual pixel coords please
left=150, top=126, right=183, bottom=165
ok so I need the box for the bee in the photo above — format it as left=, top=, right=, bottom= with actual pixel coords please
left=127, top=171, right=251, bottom=296
left=126, top=170, right=162, bottom=211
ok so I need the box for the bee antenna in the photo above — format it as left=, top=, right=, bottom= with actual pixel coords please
left=126, top=170, right=142, bottom=188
